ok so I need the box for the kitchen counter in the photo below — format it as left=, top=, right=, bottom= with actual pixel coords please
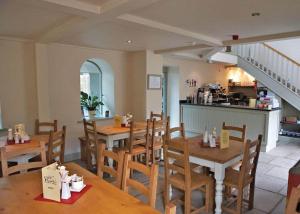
left=181, top=102, right=281, bottom=112
left=181, top=103, right=281, bottom=152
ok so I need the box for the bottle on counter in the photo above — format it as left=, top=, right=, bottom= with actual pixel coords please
left=208, top=94, right=213, bottom=104
left=203, top=126, right=208, bottom=144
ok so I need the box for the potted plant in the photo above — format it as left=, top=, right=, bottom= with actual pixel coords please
left=80, top=91, right=104, bottom=115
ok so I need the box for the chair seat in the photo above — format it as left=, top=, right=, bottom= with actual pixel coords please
left=169, top=171, right=213, bottom=190
left=114, top=145, right=146, bottom=155
left=173, top=159, right=201, bottom=171
left=224, top=168, right=252, bottom=187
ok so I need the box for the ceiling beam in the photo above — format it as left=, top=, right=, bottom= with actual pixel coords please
left=118, top=14, right=222, bottom=46
left=154, top=44, right=212, bottom=54
left=223, top=30, right=300, bottom=46
left=39, top=0, right=101, bottom=15
left=34, top=0, right=161, bottom=43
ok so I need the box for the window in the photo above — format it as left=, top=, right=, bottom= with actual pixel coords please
left=80, top=60, right=103, bottom=116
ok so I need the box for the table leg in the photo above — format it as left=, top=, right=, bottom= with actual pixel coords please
left=214, top=163, right=225, bottom=214
left=107, top=136, right=114, bottom=168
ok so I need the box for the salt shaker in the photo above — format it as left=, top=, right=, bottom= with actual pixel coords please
left=14, top=133, right=19, bottom=144
left=7, top=128, right=13, bottom=141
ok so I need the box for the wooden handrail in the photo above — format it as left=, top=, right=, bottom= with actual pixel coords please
left=263, top=43, right=300, bottom=67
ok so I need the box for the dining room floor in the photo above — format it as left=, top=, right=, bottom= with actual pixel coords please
left=73, top=136, right=300, bottom=214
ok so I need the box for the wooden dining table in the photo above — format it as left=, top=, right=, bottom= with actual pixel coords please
left=187, top=136, right=244, bottom=214
left=0, top=135, right=49, bottom=173
left=96, top=122, right=147, bottom=167
left=0, top=162, right=160, bottom=214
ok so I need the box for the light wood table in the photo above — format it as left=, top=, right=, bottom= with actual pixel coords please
left=1, top=135, right=48, bottom=173
left=0, top=162, right=160, bottom=214
left=187, top=136, right=244, bottom=214
left=96, top=122, right=146, bottom=167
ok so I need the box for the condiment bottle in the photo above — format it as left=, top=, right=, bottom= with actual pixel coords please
left=203, top=126, right=208, bottom=144
left=7, top=128, right=13, bottom=141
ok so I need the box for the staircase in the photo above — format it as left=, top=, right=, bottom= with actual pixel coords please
left=232, top=43, right=300, bottom=111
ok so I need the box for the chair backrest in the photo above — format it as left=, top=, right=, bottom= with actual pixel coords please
left=286, top=186, right=300, bottom=214
left=165, top=203, right=176, bottom=214
left=122, top=153, right=158, bottom=208
left=238, top=135, right=262, bottom=187
left=128, top=120, right=150, bottom=154
left=83, top=119, right=97, bottom=148
left=97, top=142, right=125, bottom=189
left=0, top=141, right=47, bottom=176
left=222, top=122, right=246, bottom=142
left=163, top=136, right=191, bottom=188
left=165, top=119, right=185, bottom=143
left=48, top=126, right=66, bottom=164
left=35, top=119, right=58, bottom=135
left=150, top=111, right=164, bottom=120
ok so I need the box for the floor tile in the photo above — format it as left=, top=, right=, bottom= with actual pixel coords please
left=271, top=198, right=286, bottom=214
left=253, top=188, right=283, bottom=213
left=286, top=152, right=300, bottom=161
left=259, top=152, right=276, bottom=163
left=279, top=185, right=287, bottom=196
left=268, top=148, right=293, bottom=158
left=245, top=209, right=266, bottom=214
left=255, top=174, right=287, bottom=193
left=256, top=162, right=276, bottom=174
left=269, top=157, right=298, bottom=169
left=265, top=166, right=290, bottom=180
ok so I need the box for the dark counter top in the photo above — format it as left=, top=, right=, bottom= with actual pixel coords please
left=181, top=102, right=281, bottom=112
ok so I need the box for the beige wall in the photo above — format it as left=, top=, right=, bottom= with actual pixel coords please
left=163, top=56, right=226, bottom=100
left=35, top=43, right=131, bottom=158
left=0, top=39, right=38, bottom=134
left=146, top=51, right=163, bottom=118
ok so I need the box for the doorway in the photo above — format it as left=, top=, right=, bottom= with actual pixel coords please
left=162, top=66, right=180, bottom=127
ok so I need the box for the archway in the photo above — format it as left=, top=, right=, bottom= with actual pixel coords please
left=80, top=58, right=115, bottom=117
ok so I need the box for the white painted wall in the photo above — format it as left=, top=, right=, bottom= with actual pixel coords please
left=163, top=56, right=226, bottom=100
left=266, top=38, right=300, bottom=63
left=166, top=67, right=180, bottom=127
left=0, top=39, right=38, bottom=134
left=35, top=43, right=131, bottom=158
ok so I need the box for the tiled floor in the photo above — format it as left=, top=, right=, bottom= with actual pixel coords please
left=74, top=136, right=300, bottom=213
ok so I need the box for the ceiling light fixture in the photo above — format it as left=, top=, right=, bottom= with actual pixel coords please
left=251, top=12, right=260, bottom=17
left=126, top=40, right=132, bottom=44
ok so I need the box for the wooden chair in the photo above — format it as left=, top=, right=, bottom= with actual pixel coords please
left=147, top=117, right=168, bottom=166
left=163, top=137, right=213, bottom=214
left=83, top=119, right=101, bottom=170
left=0, top=141, right=47, bottom=176
left=47, top=126, right=66, bottom=164
left=122, top=153, right=159, bottom=208
left=164, top=121, right=201, bottom=173
left=97, top=142, right=125, bottom=189
left=222, top=135, right=262, bottom=214
left=286, top=186, right=300, bottom=214
left=78, top=136, right=87, bottom=161
left=165, top=203, right=176, bottom=214
left=222, top=122, right=246, bottom=143
left=150, top=111, right=164, bottom=120
left=35, top=119, right=58, bottom=135
left=125, top=120, right=150, bottom=164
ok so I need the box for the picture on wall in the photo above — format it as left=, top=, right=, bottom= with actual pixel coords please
left=147, top=74, right=162, bottom=90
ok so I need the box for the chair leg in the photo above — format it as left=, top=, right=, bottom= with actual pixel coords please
left=164, top=183, right=170, bottom=208
left=249, top=182, right=255, bottom=210
left=236, top=188, right=243, bottom=214
left=184, top=190, right=191, bottom=214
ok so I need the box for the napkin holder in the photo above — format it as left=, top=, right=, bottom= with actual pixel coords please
left=42, top=163, right=61, bottom=202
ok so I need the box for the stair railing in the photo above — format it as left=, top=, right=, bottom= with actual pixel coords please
left=232, top=43, right=300, bottom=94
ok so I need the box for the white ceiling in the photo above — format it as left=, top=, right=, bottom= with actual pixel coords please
left=1, top=0, right=300, bottom=53
left=131, top=0, right=300, bottom=41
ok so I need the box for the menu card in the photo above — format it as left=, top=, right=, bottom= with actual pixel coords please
left=220, top=129, right=230, bottom=149
left=42, top=163, right=61, bottom=202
